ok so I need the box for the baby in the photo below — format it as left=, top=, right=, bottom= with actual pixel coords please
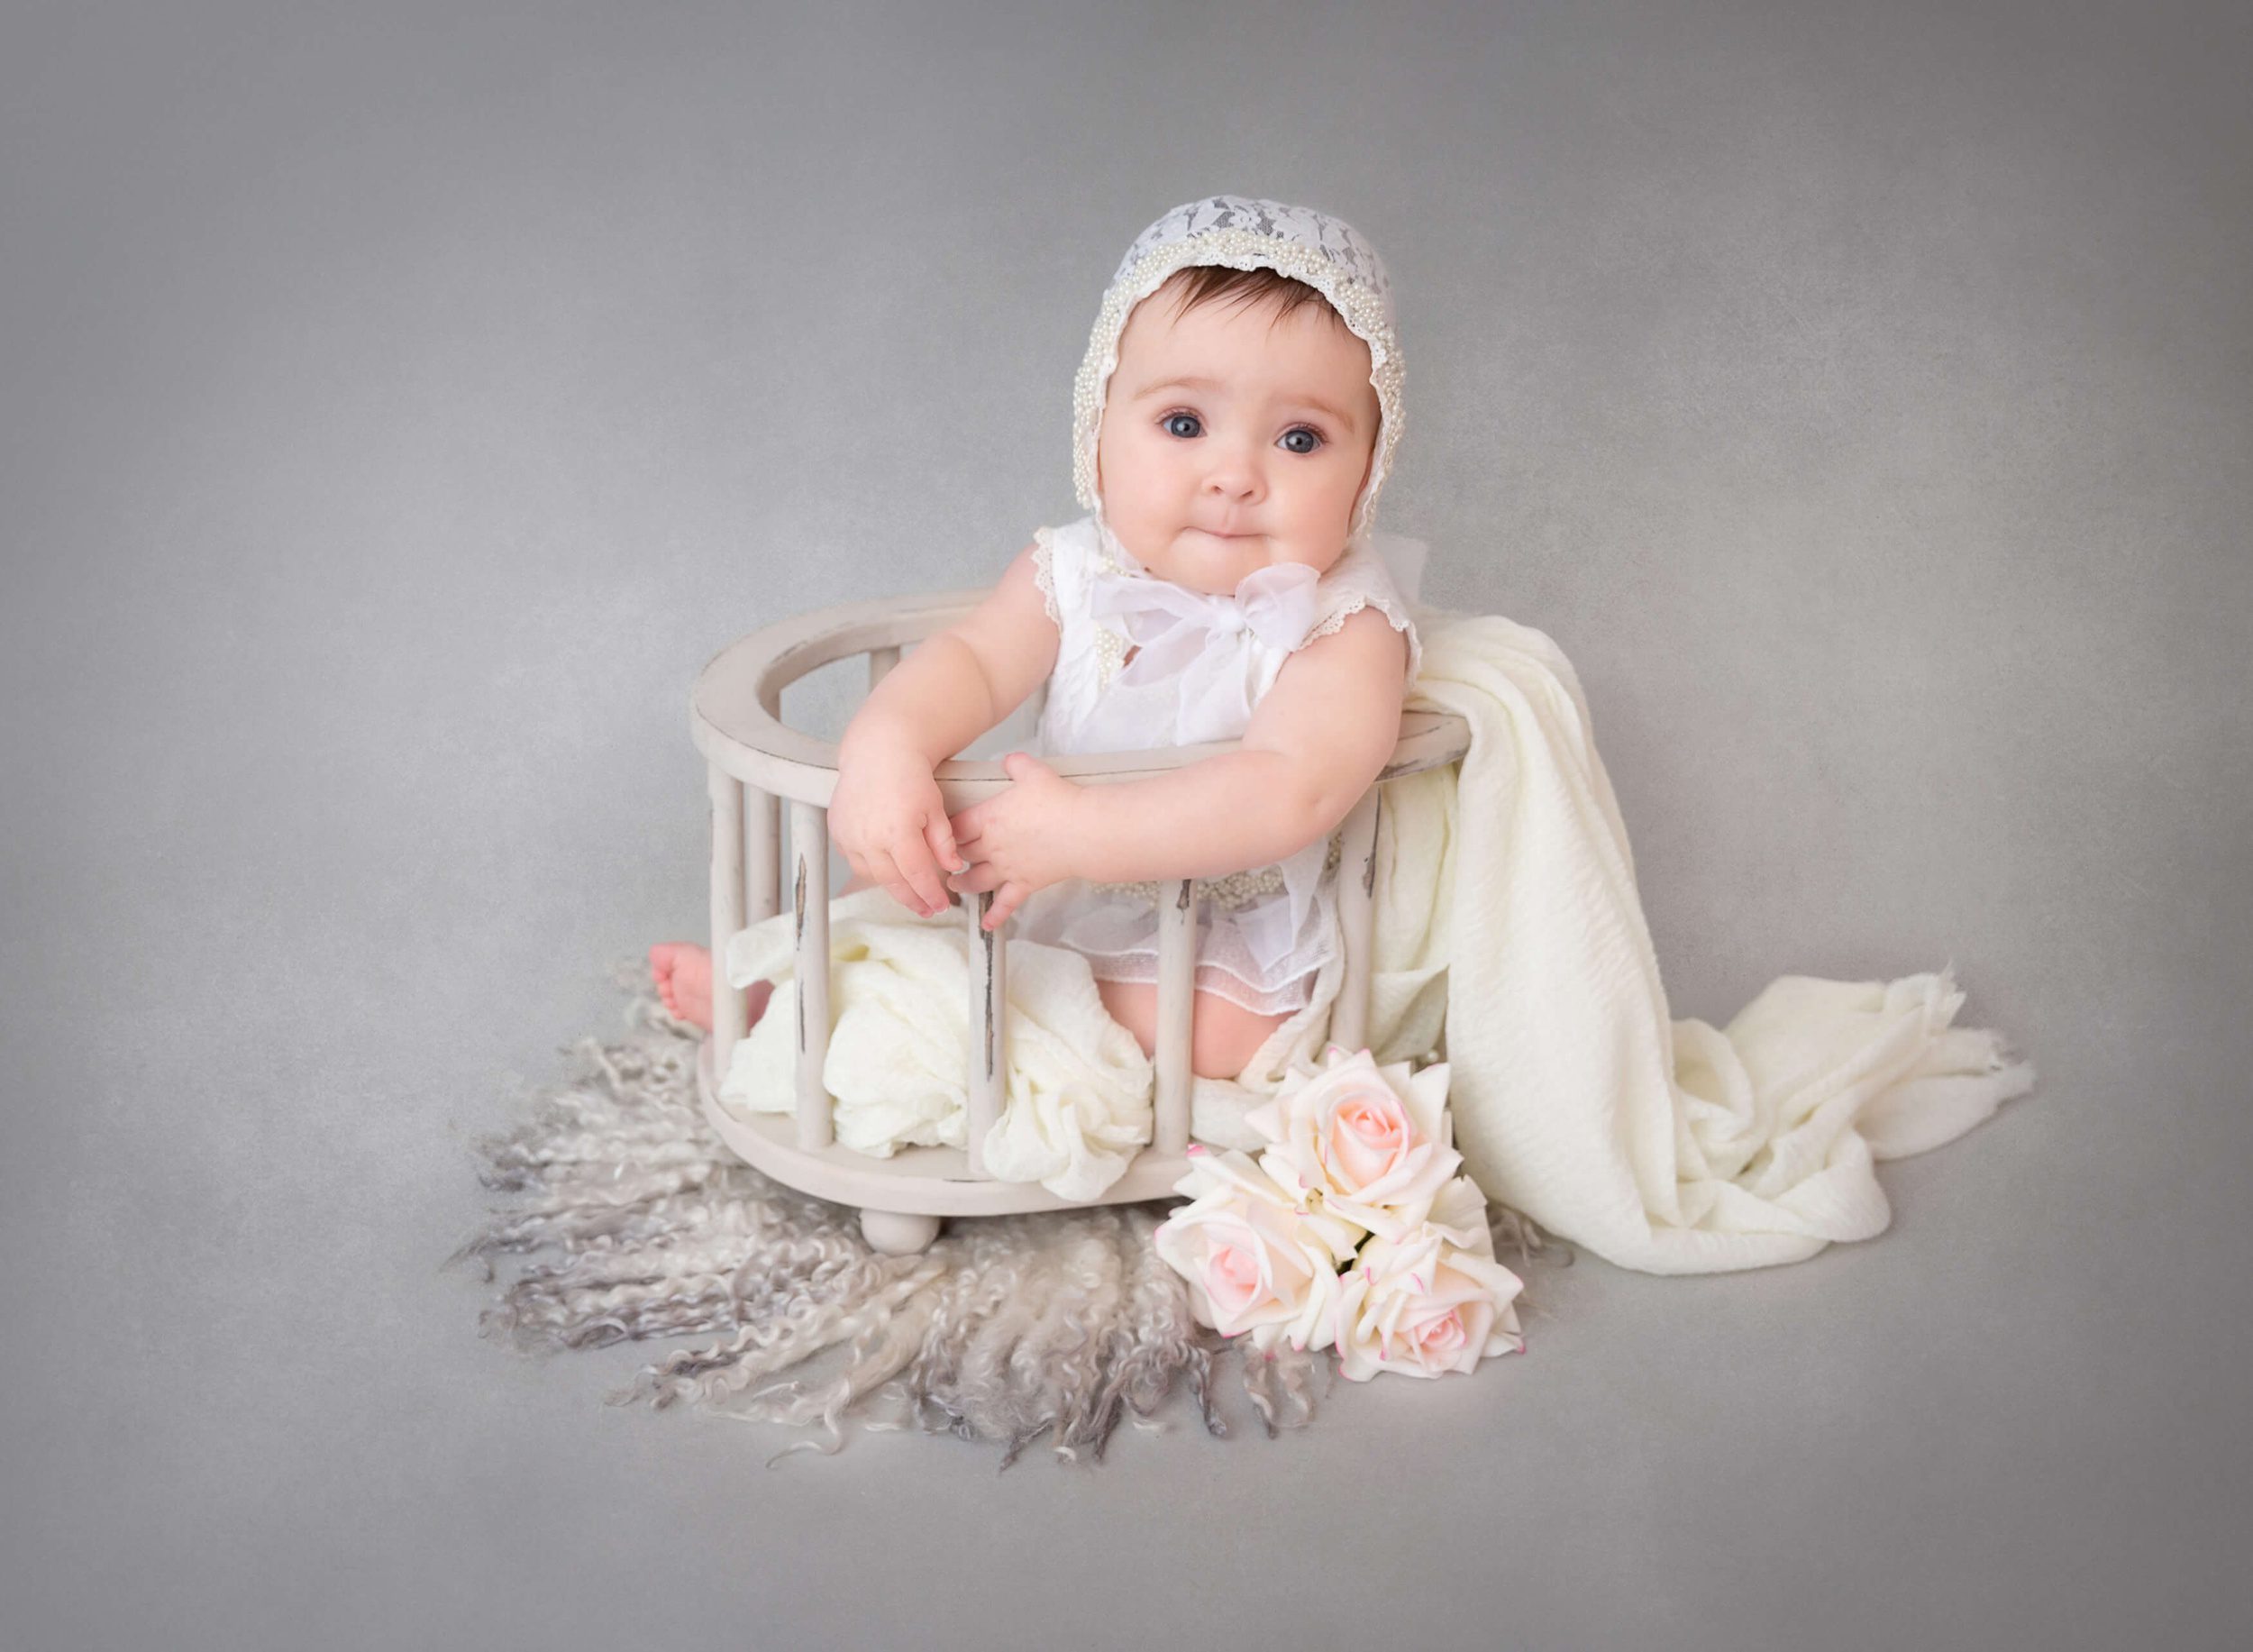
left=652, top=196, right=1420, bottom=1082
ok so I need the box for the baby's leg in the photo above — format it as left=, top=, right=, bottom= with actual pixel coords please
left=1095, top=979, right=1289, bottom=1082
left=647, top=943, right=773, bottom=1034
left=648, top=872, right=935, bottom=1031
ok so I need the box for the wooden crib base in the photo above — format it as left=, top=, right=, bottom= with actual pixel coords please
left=698, top=1037, right=1194, bottom=1253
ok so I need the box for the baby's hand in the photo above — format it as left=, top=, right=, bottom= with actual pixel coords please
left=828, top=740, right=965, bottom=919
left=947, top=752, right=1086, bottom=931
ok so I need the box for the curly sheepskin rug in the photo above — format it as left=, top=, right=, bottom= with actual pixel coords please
left=449, top=972, right=1566, bottom=1468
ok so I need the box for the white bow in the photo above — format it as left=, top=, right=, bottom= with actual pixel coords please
left=1085, top=561, right=1322, bottom=697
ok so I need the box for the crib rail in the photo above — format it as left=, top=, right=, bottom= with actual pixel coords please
left=689, top=590, right=1467, bottom=1226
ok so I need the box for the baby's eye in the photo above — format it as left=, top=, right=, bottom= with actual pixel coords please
left=1162, top=411, right=1203, bottom=439
left=1279, top=426, right=1324, bottom=456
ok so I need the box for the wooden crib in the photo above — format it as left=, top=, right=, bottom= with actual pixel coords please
left=690, top=589, right=1470, bottom=1255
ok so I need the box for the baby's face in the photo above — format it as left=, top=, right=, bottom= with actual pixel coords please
left=1095, top=287, right=1380, bottom=596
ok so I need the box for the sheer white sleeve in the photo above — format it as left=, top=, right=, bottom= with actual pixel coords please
left=1297, top=544, right=1423, bottom=685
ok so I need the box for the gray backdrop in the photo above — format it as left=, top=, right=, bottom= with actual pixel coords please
left=5, top=1, right=2248, bottom=1647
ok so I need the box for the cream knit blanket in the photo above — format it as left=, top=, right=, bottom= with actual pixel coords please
left=722, top=608, right=2036, bottom=1273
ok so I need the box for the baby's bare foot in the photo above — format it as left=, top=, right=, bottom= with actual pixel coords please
left=648, top=942, right=771, bottom=1035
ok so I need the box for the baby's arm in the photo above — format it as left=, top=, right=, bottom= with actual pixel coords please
left=829, top=544, right=1060, bottom=916
left=948, top=607, right=1408, bottom=924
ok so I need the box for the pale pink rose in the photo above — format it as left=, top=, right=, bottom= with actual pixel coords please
left=1153, top=1145, right=1364, bottom=1353
left=1241, top=1046, right=1462, bottom=1241
left=1333, top=1176, right=1527, bottom=1382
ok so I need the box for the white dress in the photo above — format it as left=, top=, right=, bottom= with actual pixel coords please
left=1014, top=515, right=1423, bottom=1017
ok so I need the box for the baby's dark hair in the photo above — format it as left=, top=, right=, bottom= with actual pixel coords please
left=1153, top=263, right=1349, bottom=332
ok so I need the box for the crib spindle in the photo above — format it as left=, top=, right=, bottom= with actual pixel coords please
left=1331, top=788, right=1382, bottom=1055
left=707, top=766, right=747, bottom=1079
left=1154, top=878, right=1197, bottom=1153
left=789, top=799, right=833, bottom=1150
left=748, top=788, right=780, bottom=925
left=965, top=892, right=1006, bottom=1176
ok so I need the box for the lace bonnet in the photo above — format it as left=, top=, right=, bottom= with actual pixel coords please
left=1071, top=195, right=1405, bottom=546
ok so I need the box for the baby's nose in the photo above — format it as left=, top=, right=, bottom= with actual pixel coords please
left=1203, top=443, right=1265, bottom=497
left=1205, top=473, right=1262, bottom=503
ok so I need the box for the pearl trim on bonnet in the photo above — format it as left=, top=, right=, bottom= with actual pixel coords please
left=1071, top=210, right=1407, bottom=544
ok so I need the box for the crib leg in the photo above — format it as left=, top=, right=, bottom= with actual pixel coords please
left=861, top=1209, right=943, bottom=1255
